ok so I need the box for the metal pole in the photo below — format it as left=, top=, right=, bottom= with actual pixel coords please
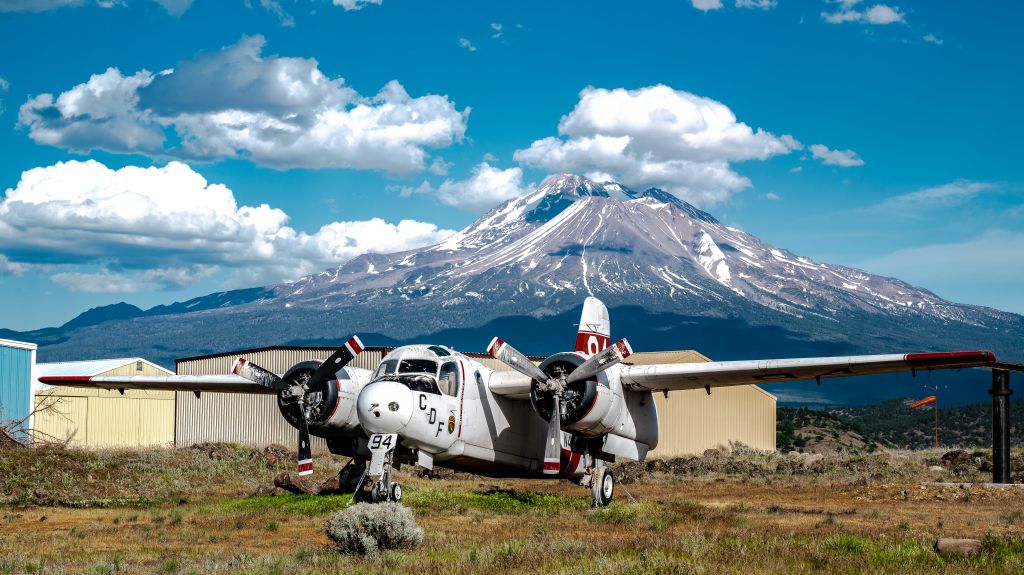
left=990, top=369, right=1012, bottom=484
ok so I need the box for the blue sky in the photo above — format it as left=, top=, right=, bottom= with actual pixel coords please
left=0, top=0, right=1021, bottom=330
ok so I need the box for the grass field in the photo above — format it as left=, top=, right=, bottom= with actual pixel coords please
left=2, top=445, right=1023, bottom=574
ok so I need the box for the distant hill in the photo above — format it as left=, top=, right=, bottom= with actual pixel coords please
left=777, top=407, right=880, bottom=453
left=828, top=398, right=1024, bottom=449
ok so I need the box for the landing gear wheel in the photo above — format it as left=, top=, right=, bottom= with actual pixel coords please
left=591, top=467, right=614, bottom=507
left=370, top=481, right=388, bottom=503
left=389, top=482, right=403, bottom=503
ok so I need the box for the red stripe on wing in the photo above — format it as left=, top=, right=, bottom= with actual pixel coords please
left=905, top=351, right=996, bottom=368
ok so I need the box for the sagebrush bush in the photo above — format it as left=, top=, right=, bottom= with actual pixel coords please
left=325, top=503, right=423, bottom=557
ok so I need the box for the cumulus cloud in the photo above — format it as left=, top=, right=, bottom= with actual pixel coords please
left=691, top=0, right=723, bottom=11
left=809, top=143, right=864, bottom=167
left=152, top=0, right=192, bottom=16
left=458, top=37, right=477, bottom=52
left=822, top=2, right=905, bottom=25
left=333, top=0, right=382, bottom=10
left=923, top=33, right=943, bottom=45
left=0, top=254, right=27, bottom=276
left=0, top=160, right=454, bottom=293
left=491, top=22, right=503, bottom=38
left=18, top=36, right=469, bottom=175
left=436, top=163, right=531, bottom=211
left=513, top=85, right=801, bottom=206
left=876, top=180, right=996, bottom=210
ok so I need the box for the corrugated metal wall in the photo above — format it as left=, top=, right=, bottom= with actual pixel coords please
left=174, top=348, right=386, bottom=450
left=33, top=362, right=175, bottom=448
left=174, top=346, right=776, bottom=456
left=648, top=386, right=776, bottom=456
left=631, top=350, right=777, bottom=456
left=0, top=341, right=34, bottom=440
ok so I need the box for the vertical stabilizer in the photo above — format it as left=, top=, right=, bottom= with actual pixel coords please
left=574, top=296, right=610, bottom=355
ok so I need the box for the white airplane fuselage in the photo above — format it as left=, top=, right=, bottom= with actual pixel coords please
left=315, top=344, right=658, bottom=479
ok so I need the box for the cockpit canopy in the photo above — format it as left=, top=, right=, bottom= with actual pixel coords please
left=371, top=345, right=461, bottom=396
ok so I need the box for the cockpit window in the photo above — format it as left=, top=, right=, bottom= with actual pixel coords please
left=372, top=359, right=398, bottom=380
left=438, top=361, right=460, bottom=396
left=399, top=359, right=437, bottom=375
left=372, top=357, right=441, bottom=394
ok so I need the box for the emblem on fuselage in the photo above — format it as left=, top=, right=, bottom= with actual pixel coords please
left=447, top=415, right=455, bottom=434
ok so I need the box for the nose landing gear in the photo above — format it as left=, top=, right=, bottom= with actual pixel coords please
left=351, top=433, right=403, bottom=504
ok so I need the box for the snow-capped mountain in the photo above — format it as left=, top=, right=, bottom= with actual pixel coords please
left=284, top=173, right=1011, bottom=329
left=17, top=174, right=1023, bottom=378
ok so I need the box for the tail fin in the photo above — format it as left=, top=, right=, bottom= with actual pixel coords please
left=574, top=296, right=610, bottom=355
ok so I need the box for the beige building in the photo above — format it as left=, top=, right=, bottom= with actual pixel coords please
left=175, top=346, right=775, bottom=456
left=33, top=358, right=175, bottom=448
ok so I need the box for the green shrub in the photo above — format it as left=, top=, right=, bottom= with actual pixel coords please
left=325, top=503, right=423, bottom=557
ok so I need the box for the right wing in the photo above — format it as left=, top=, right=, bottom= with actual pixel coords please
left=38, top=374, right=277, bottom=394
left=619, top=350, right=996, bottom=392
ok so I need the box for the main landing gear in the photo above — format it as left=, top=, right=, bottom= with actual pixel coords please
left=579, top=454, right=615, bottom=507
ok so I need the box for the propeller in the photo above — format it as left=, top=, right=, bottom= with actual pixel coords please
left=487, top=336, right=631, bottom=475
left=233, top=335, right=364, bottom=477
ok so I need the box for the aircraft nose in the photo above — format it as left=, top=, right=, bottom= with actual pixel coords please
left=356, top=381, right=414, bottom=435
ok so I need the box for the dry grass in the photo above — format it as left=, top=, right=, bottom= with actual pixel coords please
left=1, top=446, right=1023, bottom=574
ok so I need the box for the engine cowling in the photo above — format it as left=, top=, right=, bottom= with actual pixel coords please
left=276, top=360, right=361, bottom=433
left=530, top=352, right=625, bottom=437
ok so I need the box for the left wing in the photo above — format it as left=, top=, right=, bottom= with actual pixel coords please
left=37, top=374, right=278, bottom=394
left=620, top=350, right=996, bottom=392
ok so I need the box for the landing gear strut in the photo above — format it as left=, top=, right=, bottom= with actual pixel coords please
left=352, top=433, right=403, bottom=504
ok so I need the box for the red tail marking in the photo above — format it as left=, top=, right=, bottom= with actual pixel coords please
left=905, top=351, right=996, bottom=368
left=574, top=331, right=609, bottom=355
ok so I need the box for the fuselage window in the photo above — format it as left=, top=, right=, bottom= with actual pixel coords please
left=397, top=359, right=440, bottom=394
left=372, top=359, right=398, bottom=380
left=438, top=361, right=460, bottom=397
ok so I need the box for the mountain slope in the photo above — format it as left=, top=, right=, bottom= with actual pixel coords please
left=7, top=174, right=1021, bottom=406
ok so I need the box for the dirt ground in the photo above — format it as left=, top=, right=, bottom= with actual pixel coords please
left=2, top=447, right=1023, bottom=574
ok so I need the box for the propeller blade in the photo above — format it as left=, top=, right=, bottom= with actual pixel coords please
left=232, top=358, right=288, bottom=391
left=296, top=413, right=313, bottom=476
left=543, top=394, right=561, bottom=475
left=487, top=337, right=549, bottom=382
left=565, top=339, right=633, bottom=385
left=307, top=335, right=364, bottom=388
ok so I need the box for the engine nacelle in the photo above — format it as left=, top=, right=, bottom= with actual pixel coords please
left=276, top=360, right=362, bottom=434
left=530, top=352, right=625, bottom=437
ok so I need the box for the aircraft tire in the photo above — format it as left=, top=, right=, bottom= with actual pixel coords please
left=591, top=467, right=614, bottom=507
left=390, top=482, right=403, bottom=503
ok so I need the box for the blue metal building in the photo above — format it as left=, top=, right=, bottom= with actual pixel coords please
left=0, top=338, right=37, bottom=442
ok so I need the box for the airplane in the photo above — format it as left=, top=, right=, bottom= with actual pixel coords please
left=39, top=297, right=998, bottom=507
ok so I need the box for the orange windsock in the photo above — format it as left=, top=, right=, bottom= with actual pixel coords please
left=911, top=395, right=937, bottom=409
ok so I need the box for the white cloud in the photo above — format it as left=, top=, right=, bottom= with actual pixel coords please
left=923, top=33, right=943, bottom=45
left=809, top=143, right=864, bottom=167
left=0, top=76, right=8, bottom=116
left=822, top=3, right=905, bottom=25
left=459, top=37, right=477, bottom=52
left=333, top=0, right=382, bottom=10
left=691, top=0, right=723, bottom=11
left=876, top=180, right=996, bottom=210
left=482, top=152, right=498, bottom=162
left=19, top=36, right=469, bottom=175
left=0, top=254, right=27, bottom=276
left=152, top=0, right=192, bottom=16
left=0, top=160, right=454, bottom=293
left=789, top=165, right=803, bottom=173
left=765, top=192, right=781, bottom=200
left=491, top=22, right=503, bottom=38
left=854, top=229, right=1024, bottom=312
left=513, top=85, right=801, bottom=206
left=435, top=163, right=532, bottom=211
left=736, top=0, right=777, bottom=9
left=255, top=0, right=293, bottom=27
left=0, top=0, right=83, bottom=12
